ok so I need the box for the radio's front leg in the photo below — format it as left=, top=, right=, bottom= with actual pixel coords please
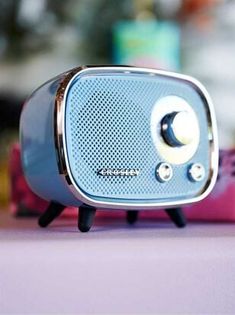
left=165, top=207, right=187, bottom=228
left=78, top=204, right=96, bottom=232
left=38, top=202, right=65, bottom=228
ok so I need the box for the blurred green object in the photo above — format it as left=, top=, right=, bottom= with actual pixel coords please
left=75, top=0, right=135, bottom=63
left=113, top=20, right=180, bottom=70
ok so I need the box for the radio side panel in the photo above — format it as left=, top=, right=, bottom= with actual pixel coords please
left=20, top=76, right=80, bottom=206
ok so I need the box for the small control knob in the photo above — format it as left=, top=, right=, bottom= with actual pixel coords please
left=188, top=163, right=205, bottom=182
left=161, top=111, right=199, bottom=147
left=155, top=162, right=173, bottom=182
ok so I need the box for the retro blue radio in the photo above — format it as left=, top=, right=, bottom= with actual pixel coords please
left=20, top=66, right=218, bottom=232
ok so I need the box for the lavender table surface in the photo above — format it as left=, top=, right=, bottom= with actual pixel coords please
left=0, top=211, right=235, bottom=314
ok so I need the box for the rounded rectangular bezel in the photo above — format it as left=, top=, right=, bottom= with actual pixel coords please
left=54, top=66, right=218, bottom=210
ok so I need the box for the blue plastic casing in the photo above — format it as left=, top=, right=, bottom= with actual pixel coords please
left=20, top=74, right=80, bottom=206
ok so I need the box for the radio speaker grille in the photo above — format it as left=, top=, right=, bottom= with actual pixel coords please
left=65, top=71, right=209, bottom=202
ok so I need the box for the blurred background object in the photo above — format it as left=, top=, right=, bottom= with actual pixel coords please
left=0, top=0, right=234, bottom=208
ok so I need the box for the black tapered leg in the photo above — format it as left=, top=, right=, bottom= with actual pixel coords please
left=38, top=202, right=65, bottom=228
left=126, top=210, right=139, bottom=224
left=165, top=207, right=187, bottom=228
left=78, top=204, right=96, bottom=232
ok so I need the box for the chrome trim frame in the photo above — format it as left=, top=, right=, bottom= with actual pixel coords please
left=54, top=66, right=219, bottom=210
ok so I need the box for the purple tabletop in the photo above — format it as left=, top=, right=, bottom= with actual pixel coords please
left=0, top=212, right=235, bottom=314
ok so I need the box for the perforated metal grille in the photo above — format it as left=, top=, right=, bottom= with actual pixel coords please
left=65, top=70, right=210, bottom=202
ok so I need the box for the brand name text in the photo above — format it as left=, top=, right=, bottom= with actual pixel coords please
left=97, top=168, right=140, bottom=177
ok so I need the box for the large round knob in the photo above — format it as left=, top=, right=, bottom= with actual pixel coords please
left=161, top=111, right=199, bottom=147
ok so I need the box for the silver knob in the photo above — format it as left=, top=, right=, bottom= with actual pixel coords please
left=188, top=163, right=205, bottom=182
left=161, top=111, right=199, bottom=147
left=155, top=162, right=173, bottom=182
